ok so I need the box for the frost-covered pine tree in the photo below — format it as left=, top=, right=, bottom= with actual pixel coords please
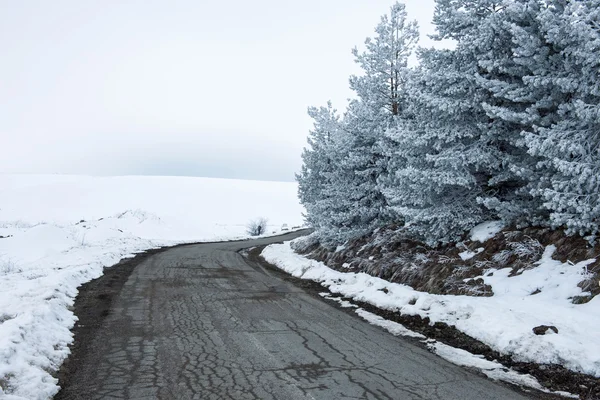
left=350, top=2, right=419, bottom=116
left=296, top=103, right=343, bottom=233
left=298, top=2, right=418, bottom=244
left=297, top=102, right=386, bottom=244
left=471, top=0, right=600, bottom=238
left=299, top=0, right=600, bottom=246
left=337, top=99, right=393, bottom=237
left=466, top=0, right=572, bottom=227
left=336, top=2, right=418, bottom=236
left=382, top=0, right=520, bottom=245
left=383, top=47, right=491, bottom=245
left=524, top=0, right=600, bottom=239
left=384, top=0, right=577, bottom=244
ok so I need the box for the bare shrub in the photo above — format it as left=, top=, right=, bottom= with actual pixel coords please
left=508, top=236, right=544, bottom=259
left=438, top=255, right=456, bottom=264
left=474, top=259, right=495, bottom=269
left=492, top=249, right=513, bottom=266
left=246, top=217, right=268, bottom=236
left=0, top=257, right=20, bottom=275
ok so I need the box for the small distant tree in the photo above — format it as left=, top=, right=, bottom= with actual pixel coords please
left=246, top=217, right=268, bottom=236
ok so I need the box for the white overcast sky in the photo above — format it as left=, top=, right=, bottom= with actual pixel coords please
left=1, top=0, right=442, bottom=182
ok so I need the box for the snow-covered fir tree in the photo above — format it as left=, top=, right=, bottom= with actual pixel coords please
left=382, top=0, right=522, bottom=244
left=525, top=0, right=600, bottom=240
left=349, top=2, right=419, bottom=116
left=297, top=2, right=418, bottom=244
left=383, top=46, right=491, bottom=245
left=296, top=103, right=344, bottom=236
left=298, top=0, right=600, bottom=246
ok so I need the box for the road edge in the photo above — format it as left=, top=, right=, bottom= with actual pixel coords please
left=53, top=230, right=311, bottom=399
left=244, top=244, right=571, bottom=400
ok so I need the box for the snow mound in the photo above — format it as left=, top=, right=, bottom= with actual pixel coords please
left=426, top=341, right=577, bottom=398
left=458, top=247, right=483, bottom=261
left=469, top=221, right=505, bottom=242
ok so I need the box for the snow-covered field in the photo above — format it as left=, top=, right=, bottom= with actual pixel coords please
left=262, top=234, right=599, bottom=396
left=0, top=174, right=303, bottom=400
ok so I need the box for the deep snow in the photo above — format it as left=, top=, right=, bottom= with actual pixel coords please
left=0, top=174, right=303, bottom=399
left=262, top=237, right=598, bottom=395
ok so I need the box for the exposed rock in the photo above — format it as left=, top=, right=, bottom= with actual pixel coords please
left=533, top=325, right=559, bottom=335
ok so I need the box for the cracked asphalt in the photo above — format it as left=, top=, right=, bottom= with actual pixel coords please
left=55, top=231, right=529, bottom=400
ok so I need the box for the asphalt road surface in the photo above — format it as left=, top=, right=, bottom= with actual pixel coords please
left=55, top=231, right=531, bottom=400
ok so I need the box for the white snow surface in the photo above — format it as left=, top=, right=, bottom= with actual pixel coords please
left=470, top=220, right=505, bottom=242
left=262, top=240, right=600, bottom=380
left=425, top=340, right=577, bottom=398
left=458, top=247, right=483, bottom=261
left=0, top=174, right=303, bottom=399
left=354, top=308, right=426, bottom=339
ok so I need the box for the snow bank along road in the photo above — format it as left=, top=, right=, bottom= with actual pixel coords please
left=55, top=231, right=533, bottom=400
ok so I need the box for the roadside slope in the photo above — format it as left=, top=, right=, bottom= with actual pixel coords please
left=261, top=227, right=600, bottom=399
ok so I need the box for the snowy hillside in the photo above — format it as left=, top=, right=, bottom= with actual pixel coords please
left=0, top=174, right=304, bottom=399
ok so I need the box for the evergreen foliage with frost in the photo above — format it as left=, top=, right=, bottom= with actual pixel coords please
left=382, top=49, right=488, bottom=245
left=384, top=0, right=539, bottom=244
left=298, top=2, right=418, bottom=244
left=296, top=103, right=344, bottom=234
left=349, top=3, right=419, bottom=116
left=525, top=0, right=600, bottom=239
left=297, top=0, right=600, bottom=246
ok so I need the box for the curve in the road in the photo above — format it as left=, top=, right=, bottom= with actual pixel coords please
left=55, top=231, right=531, bottom=400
